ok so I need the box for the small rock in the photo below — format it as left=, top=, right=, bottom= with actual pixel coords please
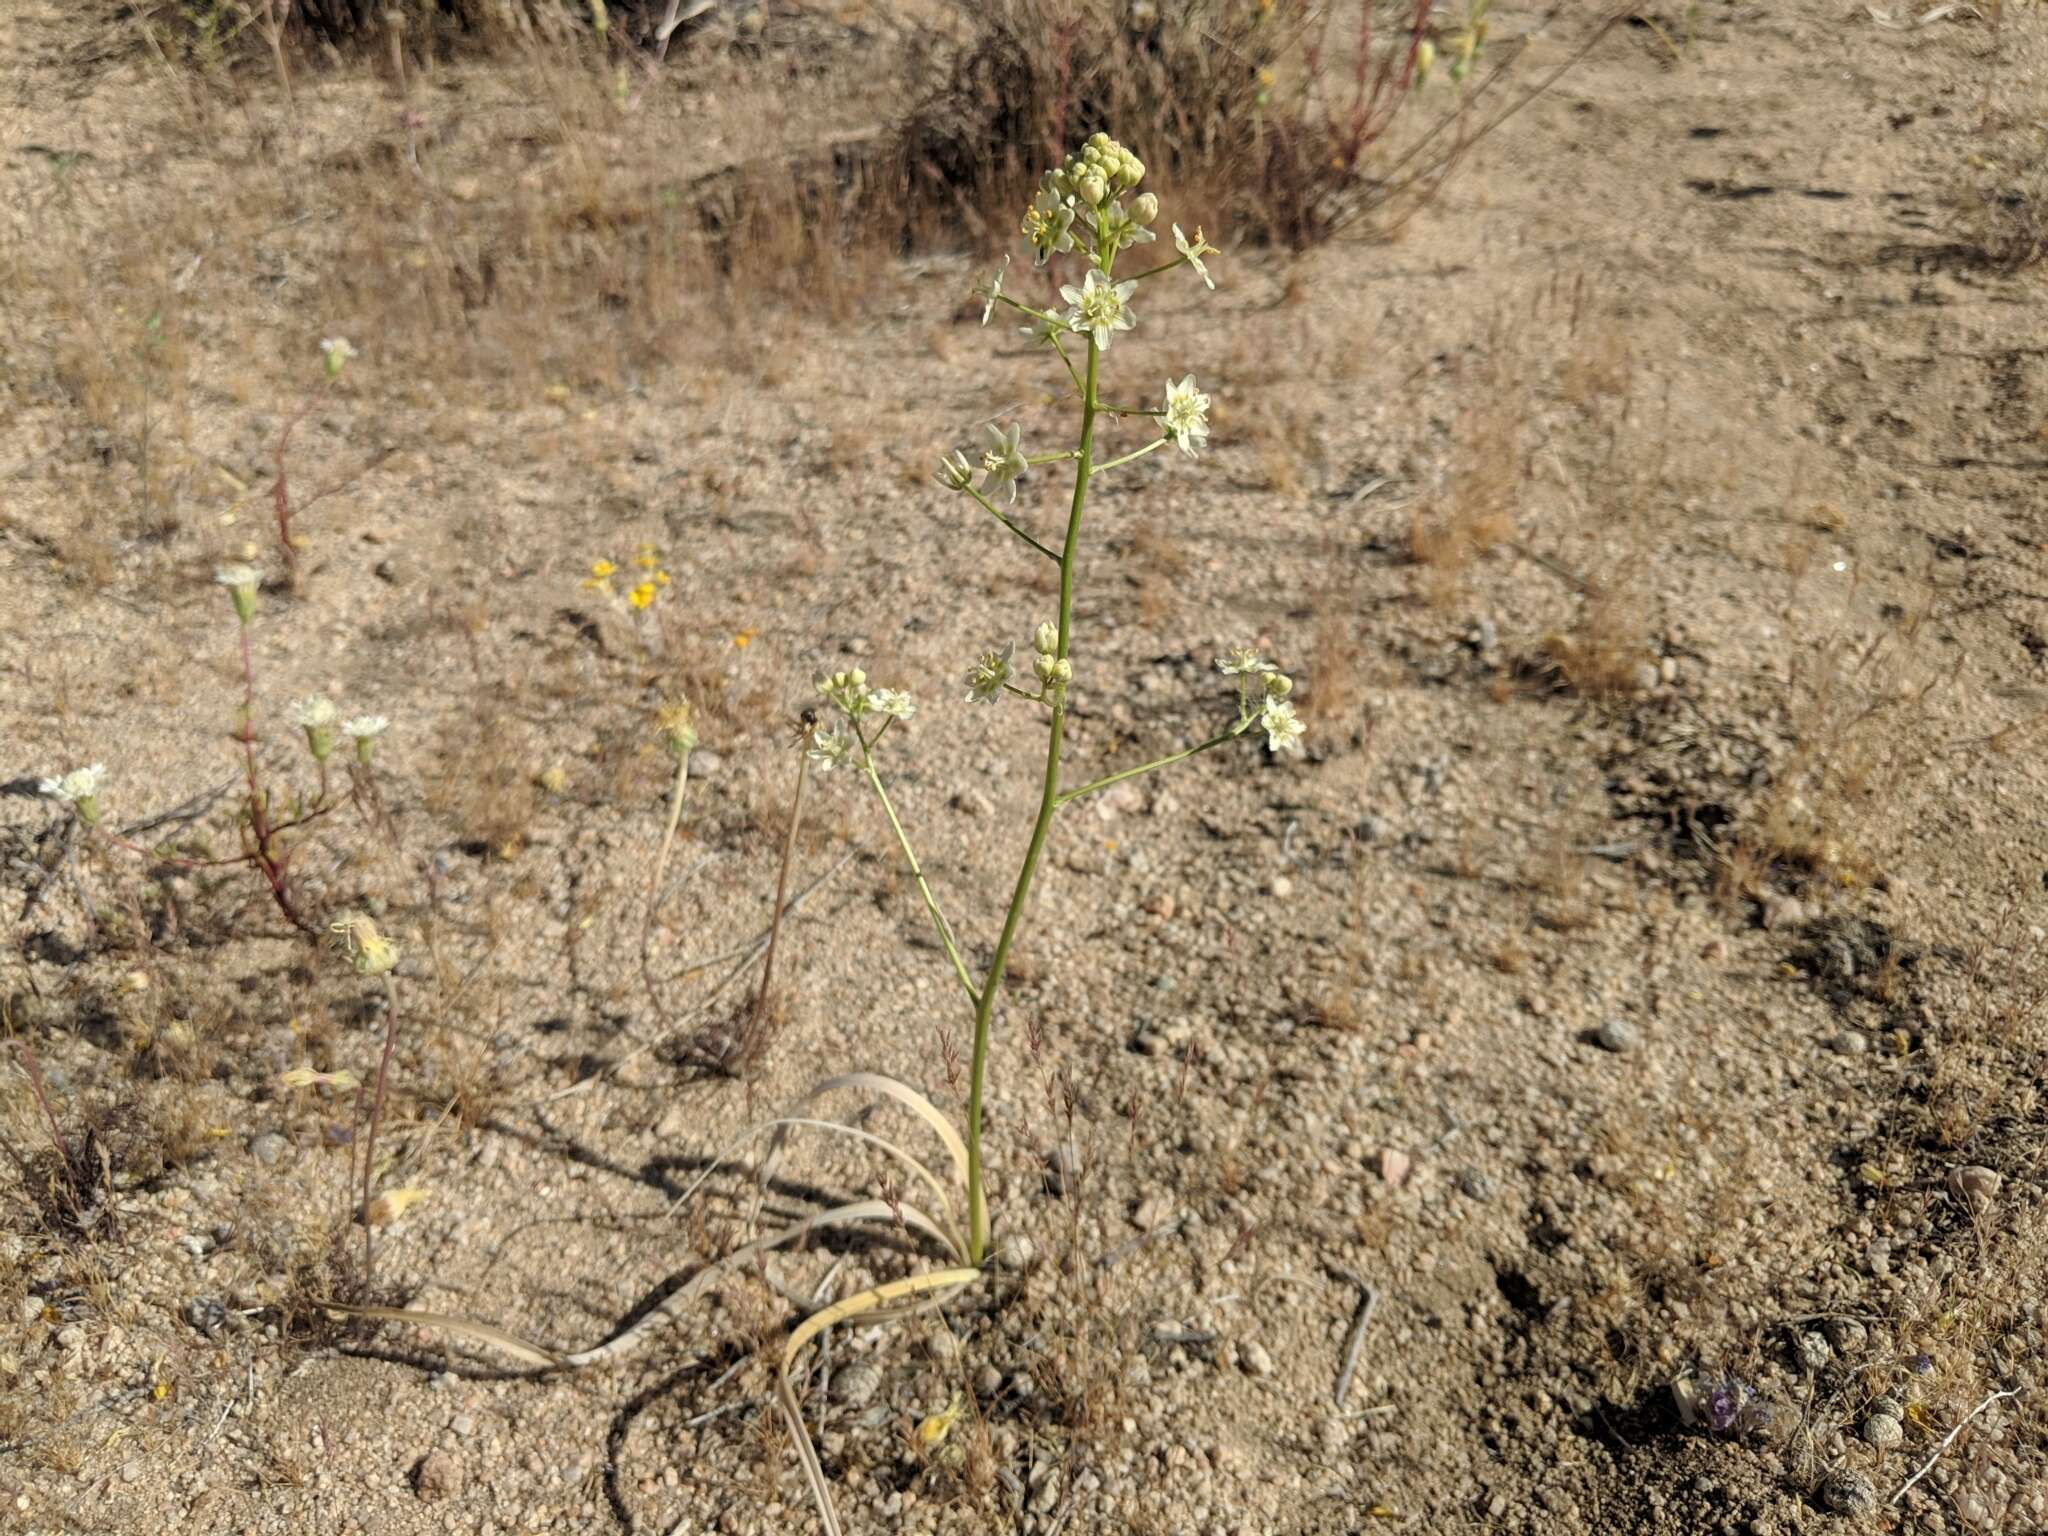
left=373, top=558, right=398, bottom=584
left=1826, top=1318, right=1868, bottom=1355
left=975, top=1365, right=1003, bottom=1398
left=1830, top=1030, right=1868, bottom=1056
left=249, top=1132, right=287, bottom=1167
left=1761, top=892, right=1808, bottom=933
left=830, top=1360, right=882, bottom=1407
left=1456, top=1168, right=1496, bottom=1202
left=1824, top=1469, right=1877, bottom=1518
left=184, top=1297, right=227, bottom=1337
left=1268, top=874, right=1294, bottom=898
left=1797, top=1332, right=1832, bottom=1373
left=1378, top=1148, right=1412, bottom=1188
left=1240, top=1341, right=1275, bottom=1378
left=1948, top=1165, right=2001, bottom=1215
left=1594, top=1018, right=1639, bottom=1054
left=993, top=1235, right=1035, bottom=1273
left=1862, top=1413, right=1904, bottom=1449
left=19, top=1295, right=45, bottom=1325
left=923, top=1327, right=962, bottom=1366
left=55, top=1324, right=84, bottom=1351
left=413, top=1450, right=464, bottom=1503
left=691, top=750, right=723, bottom=779
left=1132, top=1194, right=1171, bottom=1231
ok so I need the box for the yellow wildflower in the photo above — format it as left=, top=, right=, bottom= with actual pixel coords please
left=628, top=582, right=657, bottom=609
left=634, top=545, right=660, bottom=570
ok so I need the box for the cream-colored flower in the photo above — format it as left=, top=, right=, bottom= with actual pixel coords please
left=40, top=763, right=107, bottom=804
left=816, top=669, right=872, bottom=719
left=805, top=729, right=852, bottom=770
left=215, top=563, right=263, bottom=623
left=1173, top=224, right=1218, bottom=291
left=1061, top=270, right=1138, bottom=351
left=979, top=423, right=1030, bottom=505
left=1261, top=698, right=1306, bottom=754
left=866, top=688, right=916, bottom=721
left=331, top=913, right=401, bottom=976
left=938, top=450, right=974, bottom=491
left=1162, top=375, right=1210, bottom=456
left=965, top=643, right=1015, bottom=705
left=656, top=699, right=698, bottom=758
left=1023, top=184, right=1078, bottom=267
left=344, top=715, right=389, bottom=765
left=320, top=337, right=357, bottom=379
left=1216, top=646, right=1275, bottom=677
left=287, top=696, right=340, bottom=761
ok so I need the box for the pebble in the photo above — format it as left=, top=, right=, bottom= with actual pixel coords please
left=830, top=1361, right=882, bottom=1407
left=1378, top=1148, right=1412, bottom=1187
left=993, top=1235, right=1036, bottom=1272
left=1947, top=1165, right=2001, bottom=1214
left=976, top=1365, right=1003, bottom=1398
left=1797, top=1332, right=1832, bottom=1373
left=1268, top=874, right=1293, bottom=898
left=1132, top=1195, right=1171, bottom=1231
left=413, top=1450, right=465, bottom=1502
left=923, top=1327, right=962, bottom=1366
left=19, top=1295, right=45, bottom=1325
left=691, top=750, right=723, bottom=779
left=1044, top=1142, right=1083, bottom=1197
left=1594, top=1018, right=1639, bottom=1054
left=1824, top=1469, right=1877, bottom=1517
left=250, top=1133, right=287, bottom=1167
left=1861, top=1413, right=1904, bottom=1449
left=1240, top=1341, right=1275, bottom=1378
left=1456, top=1168, right=1496, bottom=1201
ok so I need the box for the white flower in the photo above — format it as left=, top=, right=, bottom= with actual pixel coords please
left=1022, top=185, right=1077, bottom=267
left=938, top=450, right=974, bottom=491
left=1173, top=225, right=1217, bottom=290
left=1060, top=269, right=1138, bottom=351
left=979, top=422, right=1030, bottom=505
left=866, top=688, right=916, bottom=721
left=40, top=764, right=106, bottom=803
left=215, top=563, right=262, bottom=591
left=343, top=716, right=389, bottom=740
left=1162, top=375, right=1211, bottom=456
left=1216, top=646, right=1275, bottom=677
left=805, top=729, right=852, bottom=770
left=979, top=254, right=1010, bottom=326
left=320, top=337, right=357, bottom=378
left=1261, top=698, right=1306, bottom=754
left=964, top=643, right=1015, bottom=705
left=286, top=696, right=339, bottom=729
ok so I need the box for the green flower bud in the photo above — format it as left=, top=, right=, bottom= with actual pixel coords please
left=1078, top=174, right=1107, bottom=208
left=1131, top=192, right=1159, bottom=225
left=1034, top=621, right=1060, bottom=656
left=1264, top=672, right=1293, bottom=699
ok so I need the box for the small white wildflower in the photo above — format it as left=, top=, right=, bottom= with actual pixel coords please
left=1173, top=224, right=1218, bottom=291
left=806, top=728, right=852, bottom=770
left=331, top=912, right=400, bottom=975
left=979, top=423, right=1030, bottom=505
left=938, top=450, right=975, bottom=491
left=1061, top=269, right=1138, bottom=351
left=1216, top=646, right=1275, bottom=677
left=40, top=764, right=107, bottom=823
left=965, top=643, right=1015, bottom=705
left=867, top=688, right=916, bottom=721
left=343, top=715, right=389, bottom=766
left=320, top=337, right=357, bottom=379
left=1022, top=184, right=1078, bottom=267
left=215, top=563, right=263, bottom=623
left=1261, top=697, right=1306, bottom=754
left=1162, top=375, right=1211, bottom=457
left=286, top=696, right=340, bottom=761
left=979, top=254, right=1010, bottom=326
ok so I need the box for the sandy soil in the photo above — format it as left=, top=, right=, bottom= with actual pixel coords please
left=3, top=2, right=2047, bottom=1534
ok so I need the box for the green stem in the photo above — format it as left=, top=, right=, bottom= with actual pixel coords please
left=1026, top=451, right=1079, bottom=466
left=1098, top=403, right=1165, bottom=418
left=1050, top=335, right=1085, bottom=395
left=1094, top=437, right=1170, bottom=474
left=1125, top=252, right=1192, bottom=282
left=1054, top=730, right=1238, bottom=808
left=965, top=336, right=1099, bottom=1264
left=856, top=739, right=980, bottom=1007
left=963, top=485, right=1060, bottom=562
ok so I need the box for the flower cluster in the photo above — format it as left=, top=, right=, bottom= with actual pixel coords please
left=1218, top=647, right=1306, bottom=753
left=806, top=668, right=916, bottom=769
left=583, top=546, right=673, bottom=610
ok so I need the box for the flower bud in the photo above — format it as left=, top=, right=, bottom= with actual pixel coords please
left=1034, top=621, right=1060, bottom=656
left=1078, top=174, right=1107, bottom=209
left=1264, top=672, right=1293, bottom=698
left=1131, top=192, right=1159, bottom=225
left=1415, top=37, right=1436, bottom=80
left=1033, top=652, right=1059, bottom=682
